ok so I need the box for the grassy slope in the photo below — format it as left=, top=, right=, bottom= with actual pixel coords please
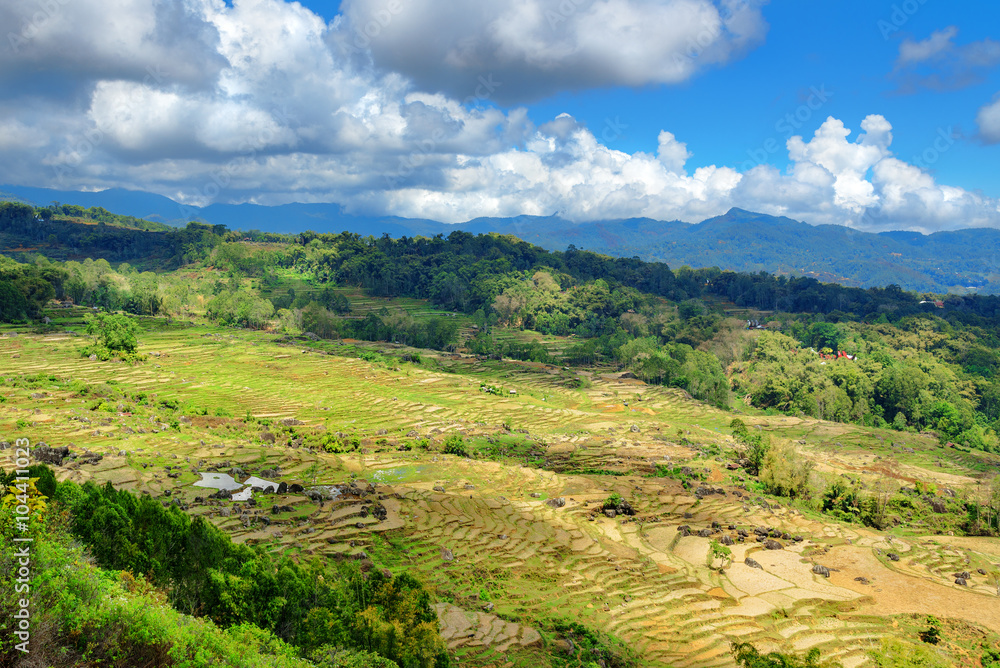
left=2, top=311, right=999, bottom=667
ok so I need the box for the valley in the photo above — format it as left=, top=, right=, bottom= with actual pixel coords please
left=3, top=314, right=999, bottom=667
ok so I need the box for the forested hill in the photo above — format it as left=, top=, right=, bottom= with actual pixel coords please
left=504, top=209, right=1000, bottom=294
left=5, top=184, right=1000, bottom=293
left=9, top=209, right=1000, bottom=453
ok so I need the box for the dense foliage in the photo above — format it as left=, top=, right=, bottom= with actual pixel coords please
left=731, top=642, right=840, bottom=668
left=10, top=215, right=1000, bottom=451
left=54, top=477, right=449, bottom=667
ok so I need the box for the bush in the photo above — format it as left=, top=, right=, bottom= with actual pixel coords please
left=760, top=440, right=812, bottom=498
left=732, top=642, right=840, bottom=667
left=544, top=619, right=638, bottom=668
left=82, top=312, right=144, bottom=363
left=603, top=493, right=624, bottom=510
left=443, top=434, right=469, bottom=457
left=743, top=433, right=770, bottom=476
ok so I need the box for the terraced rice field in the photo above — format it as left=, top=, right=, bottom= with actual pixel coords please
left=2, top=324, right=999, bottom=667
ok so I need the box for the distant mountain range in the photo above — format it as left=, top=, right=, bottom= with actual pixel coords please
left=4, top=184, right=999, bottom=294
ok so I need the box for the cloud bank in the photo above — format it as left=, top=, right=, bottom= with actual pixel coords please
left=0, top=0, right=997, bottom=233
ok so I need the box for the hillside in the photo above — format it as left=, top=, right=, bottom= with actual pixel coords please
left=3, top=202, right=1000, bottom=667
left=4, top=185, right=1000, bottom=294
left=2, top=312, right=1000, bottom=668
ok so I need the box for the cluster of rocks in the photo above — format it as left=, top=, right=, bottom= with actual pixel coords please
left=24, top=443, right=103, bottom=467
left=952, top=570, right=986, bottom=586
left=676, top=523, right=803, bottom=552
left=207, top=481, right=304, bottom=501
left=600, top=498, right=635, bottom=519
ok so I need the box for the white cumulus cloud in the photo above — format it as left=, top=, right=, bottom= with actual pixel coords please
left=0, top=0, right=996, bottom=235
left=334, top=0, right=769, bottom=103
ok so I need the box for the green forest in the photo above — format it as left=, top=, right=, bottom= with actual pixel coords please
left=5, top=207, right=1000, bottom=456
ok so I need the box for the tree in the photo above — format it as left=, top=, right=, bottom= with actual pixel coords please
left=709, top=539, right=732, bottom=571
left=83, top=312, right=142, bottom=361
left=0, top=281, right=30, bottom=322
left=760, top=440, right=812, bottom=498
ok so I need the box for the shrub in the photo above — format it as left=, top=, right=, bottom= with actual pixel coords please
left=732, top=642, right=840, bottom=667
left=918, top=616, right=941, bottom=645
left=760, top=440, right=812, bottom=498
left=443, top=434, right=469, bottom=457
left=82, top=312, right=145, bottom=363
left=603, top=493, right=624, bottom=510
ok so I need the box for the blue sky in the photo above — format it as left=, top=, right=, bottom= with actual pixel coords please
left=1, top=0, right=998, bottom=231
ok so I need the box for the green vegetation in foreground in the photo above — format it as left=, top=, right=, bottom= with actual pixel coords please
left=0, top=468, right=447, bottom=668
left=0, top=480, right=316, bottom=667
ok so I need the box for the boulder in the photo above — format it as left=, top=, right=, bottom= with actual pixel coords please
left=546, top=497, right=566, bottom=508
left=604, top=509, right=617, bottom=518
left=288, top=483, right=304, bottom=493
left=433, top=485, right=446, bottom=492
left=720, top=535, right=734, bottom=546
left=955, top=577, right=968, bottom=586
left=698, top=529, right=714, bottom=538
left=629, top=425, right=640, bottom=433
left=812, top=564, right=831, bottom=578
left=277, top=481, right=288, bottom=494
left=745, top=557, right=763, bottom=570
left=763, top=539, right=783, bottom=550
left=441, top=548, right=454, bottom=562
left=34, top=445, right=71, bottom=466
left=887, top=553, right=900, bottom=562
left=953, top=571, right=971, bottom=580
